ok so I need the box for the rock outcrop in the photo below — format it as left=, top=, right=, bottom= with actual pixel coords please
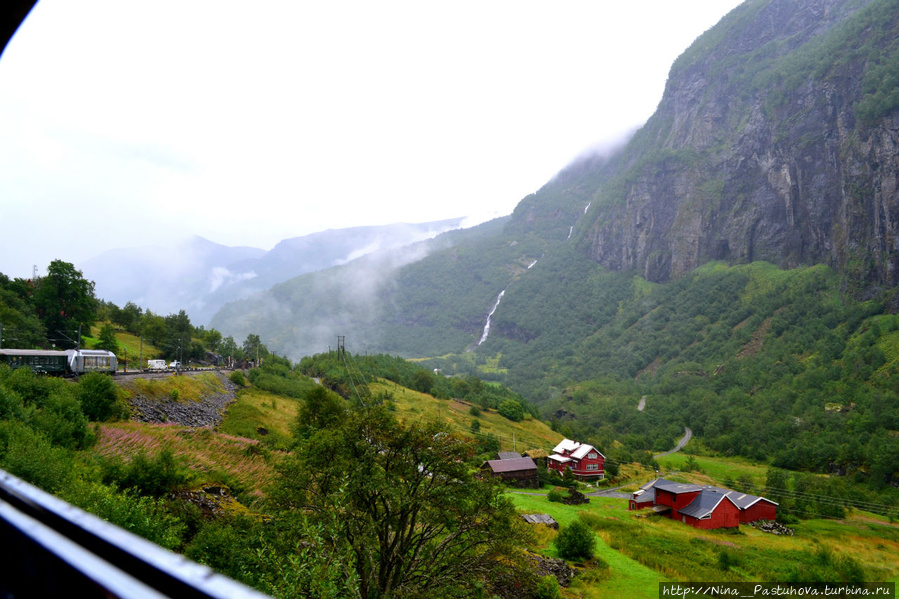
left=574, top=0, right=899, bottom=289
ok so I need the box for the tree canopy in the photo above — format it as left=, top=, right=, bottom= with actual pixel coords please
left=33, top=260, right=97, bottom=349
left=272, top=396, right=532, bottom=598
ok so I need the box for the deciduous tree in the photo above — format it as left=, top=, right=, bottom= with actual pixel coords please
left=273, top=403, right=532, bottom=598
left=33, top=261, right=97, bottom=349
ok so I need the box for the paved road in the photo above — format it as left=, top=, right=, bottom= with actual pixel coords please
left=654, top=426, right=692, bottom=458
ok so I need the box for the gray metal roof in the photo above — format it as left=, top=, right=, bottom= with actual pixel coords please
left=484, top=457, right=537, bottom=474
left=679, top=488, right=736, bottom=519
left=633, top=487, right=656, bottom=503
left=497, top=451, right=522, bottom=460
left=638, top=478, right=778, bottom=510
left=0, top=349, right=68, bottom=356
left=653, top=479, right=703, bottom=494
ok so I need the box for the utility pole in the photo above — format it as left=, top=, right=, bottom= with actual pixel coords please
left=337, top=336, right=346, bottom=361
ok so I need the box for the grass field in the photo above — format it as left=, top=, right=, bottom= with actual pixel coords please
left=116, top=372, right=227, bottom=402
left=372, top=379, right=560, bottom=452
left=98, top=369, right=899, bottom=594
left=510, top=488, right=899, bottom=597
left=218, top=386, right=300, bottom=450
left=94, top=421, right=275, bottom=501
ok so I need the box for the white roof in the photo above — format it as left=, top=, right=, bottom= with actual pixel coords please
left=571, top=444, right=594, bottom=459
left=552, top=439, right=580, bottom=454
left=547, top=454, right=572, bottom=464
left=552, top=439, right=604, bottom=460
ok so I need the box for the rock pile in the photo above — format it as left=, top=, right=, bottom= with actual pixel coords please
left=749, top=519, right=794, bottom=536
left=527, top=552, right=576, bottom=587
left=170, top=486, right=237, bottom=519
left=127, top=372, right=237, bottom=428
left=563, top=488, right=590, bottom=505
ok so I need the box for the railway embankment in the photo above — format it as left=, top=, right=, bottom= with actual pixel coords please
left=115, top=369, right=239, bottom=428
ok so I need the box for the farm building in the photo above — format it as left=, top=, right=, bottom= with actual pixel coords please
left=496, top=451, right=522, bottom=460
left=547, top=439, right=605, bottom=480
left=481, top=457, right=539, bottom=488
left=629, top=478, right=777, bottom=529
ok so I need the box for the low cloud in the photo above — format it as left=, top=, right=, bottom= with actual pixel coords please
left=208, top=267, right=257, bottom=293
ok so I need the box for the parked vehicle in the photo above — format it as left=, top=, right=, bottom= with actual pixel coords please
left=168, top=361, right=181, bottom=370
left=147, top=359, right=167, bottom=371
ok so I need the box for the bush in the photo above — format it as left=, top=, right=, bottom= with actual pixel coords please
left=554, top=519, right=596, bottom=561
left=229, top=370, right=247, bottom=387
left=105, top=448, right=191, bottom=497
left=0, top=421, right=74, bottom=493
left=534, top=575, right=561, bottom=599
left=546, top=487, right=565, bottom=503
left=497, top=399, right=524, bottom=422
left=62, top=481, right=186, bottom=550
left=30, top=391, right=93, bottom=449
left=77, top=372, right=127, bottom=421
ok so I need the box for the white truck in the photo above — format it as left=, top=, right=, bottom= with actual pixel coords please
left=147, top=359, right=167, bottom=371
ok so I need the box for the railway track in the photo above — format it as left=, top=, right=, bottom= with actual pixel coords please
left=0, top=469, right=271, bottom=599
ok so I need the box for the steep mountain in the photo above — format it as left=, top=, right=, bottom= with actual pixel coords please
left=213, top=0, right=899, bottom=362
left=81, top=219, right=463, bottom=324
left=205, top=0, right=899, bottom=487
left=209, top=217, right=518, bottom=358
left=578, top=0, right=899, bottom=287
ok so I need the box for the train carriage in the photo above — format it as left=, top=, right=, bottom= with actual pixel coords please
left=0, top=348, right=118, bottom=375
left=0, top=349, right=70, bottom=375
left=66, top=349, right=117, bottom=374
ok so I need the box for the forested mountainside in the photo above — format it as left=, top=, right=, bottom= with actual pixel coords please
left=215, top=0, right=899, bottom=357
left=206, top=0, right=899, bottom=488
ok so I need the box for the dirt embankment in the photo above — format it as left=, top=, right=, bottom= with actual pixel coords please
left=116, top=370, right=239, bottom=428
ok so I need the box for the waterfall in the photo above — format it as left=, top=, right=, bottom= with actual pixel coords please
left=528, top=259, right=538, bottom=269
left=567, top=226, right=573, bottom=240
left=477, top=290, right=505, bottom=346
left=584, top=202, right=591, bottom=214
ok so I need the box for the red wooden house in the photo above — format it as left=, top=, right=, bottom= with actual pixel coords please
left=629, top=478, right=777, bottom=530
left=547, top=439, right=605, bottom=480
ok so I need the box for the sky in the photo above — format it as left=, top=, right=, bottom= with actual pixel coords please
left=0, top=0, right=744, bottom=279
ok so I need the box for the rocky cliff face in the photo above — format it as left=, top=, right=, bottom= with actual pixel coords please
left=578, top=0, right=899, bottom=289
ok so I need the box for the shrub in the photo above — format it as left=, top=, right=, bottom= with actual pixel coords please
left=554, top=519, right=596, bottom=561
left=546, top=487, right=565, bottom=503
left=77, top=372, right=127, bottom=421
left=229, top=370, right=247, bottom=387
left=106, top=448, right=191, bottom=497
left=534, top=575, right=561, bottom=599
left=30, top=391, right=93, bottom=449
left=62, top=481, right=186, bottom=550
left=0, top=421, right=74, bottom=493
left=497, top=399, right=524, bottom=422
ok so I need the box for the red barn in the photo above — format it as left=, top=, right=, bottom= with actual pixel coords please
left=547, top=439, right=605, bottom=480
left=737, top=495, right=779, bottom=523
left=677, top=488, right=741, bottom=529
left=653, top=481, right=703, bottom=515
left=630, top=478, right=777, bottom=529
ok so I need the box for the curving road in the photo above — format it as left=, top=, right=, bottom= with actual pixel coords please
left=654, top=426, right=692, bottom=458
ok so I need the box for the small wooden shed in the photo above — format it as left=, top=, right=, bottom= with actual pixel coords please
left=481, top=457, right=539, bottom=488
